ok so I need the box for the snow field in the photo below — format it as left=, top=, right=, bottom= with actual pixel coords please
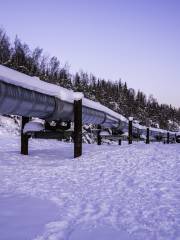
left=0, top=134, right=179, bottom=240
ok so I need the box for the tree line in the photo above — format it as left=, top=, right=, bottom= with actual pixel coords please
left=0, top=28, right=179, bottom=131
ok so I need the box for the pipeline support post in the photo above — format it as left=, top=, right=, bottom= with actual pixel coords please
left=146, top=127, right=150, bottom=144
left=74, top=99, right=82, bottom=158
left=128, top=119, right=133, bottom=144
left=21, top=116, right=30, bottom=155
left=97, top=125, right=102, bottom=145
left=167, top=132, right=170, bottom=144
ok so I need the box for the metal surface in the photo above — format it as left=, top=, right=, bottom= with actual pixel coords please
left=146, top=128, right=150, bottom=144
left=0, top=80, right=56, bottom=119
left=128, top=120, right=133, bottom=144
left=74, top=99, right=82, bottom=158
left=0, top=79, right=127, bottom=129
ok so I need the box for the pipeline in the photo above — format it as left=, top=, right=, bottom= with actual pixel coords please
left=0, top=65, right=127, bottom=129
left=0, top=65, right=178, bottom=140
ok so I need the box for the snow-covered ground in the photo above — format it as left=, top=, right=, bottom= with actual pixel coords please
left=0, top=132, right=180, bottom=240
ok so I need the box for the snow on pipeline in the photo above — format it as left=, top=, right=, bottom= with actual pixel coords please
left=0, top=134, right=180, bottom=239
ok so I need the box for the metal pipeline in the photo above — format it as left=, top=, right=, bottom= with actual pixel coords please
left=0, top=65, right=178, bottom=138
left=0, top=79, right=124, bottom=128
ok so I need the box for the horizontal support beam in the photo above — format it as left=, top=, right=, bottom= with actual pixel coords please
left=101, top=135, right=122, bottom=140
left=27, top=131, right=72, bottom=139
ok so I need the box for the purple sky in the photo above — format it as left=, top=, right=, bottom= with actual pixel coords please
left=0, top=0, right=179, bottom=107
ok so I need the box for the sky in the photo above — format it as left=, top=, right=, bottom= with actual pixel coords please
left=0, top=0, right=179, bottom=108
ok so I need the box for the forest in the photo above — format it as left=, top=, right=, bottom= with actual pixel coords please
left=0, top=27, right=179, bottom=131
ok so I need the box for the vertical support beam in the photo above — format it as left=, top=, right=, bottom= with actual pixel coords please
left=118, top=139, right=122, bottom=145
left=167, top=132, right=170, bottom=144
left=97, top=125, right=102, bottom=145
left=128, top=120, right=133, bottom=144
left=146, top=127, right=150, bottom=144
left=74, top=99, right=82, bottom=158
left=21, top=116, right=30, bottom=155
